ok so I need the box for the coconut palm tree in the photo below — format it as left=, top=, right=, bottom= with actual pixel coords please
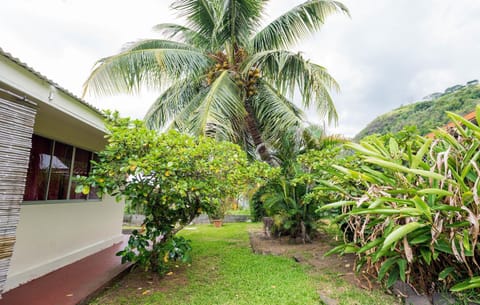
left=83, top=0, right=349, bottom=164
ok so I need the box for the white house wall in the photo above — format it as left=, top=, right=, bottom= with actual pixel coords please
left=4, top=197, right=124, bottom=291
left=0, top=50, right=126, bottom=293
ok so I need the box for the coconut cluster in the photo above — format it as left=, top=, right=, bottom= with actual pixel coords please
left=205, top=48, right=261, bottom=98
left=206, top=51, right=230, bottom=85
left=243, top=68, right=260, bottom=97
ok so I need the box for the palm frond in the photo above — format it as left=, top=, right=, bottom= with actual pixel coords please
left=302, top=124, right=346, bottom=150
left=271, top=127, right=304, bottom=167
left=83, top=39, right=211, bottom=97
left=252, top=0, right=349, bottom=52
left=189, top=70, right=245, bottom=140
left=244, top=49, right=339, bottom=124
left=171, top=0, right=221, bottom=46
left=144, top=74, right=204, bottom=129
left=251, top=81, right=304, bottom=144
left=234, top=123, right=257, bottom=159
left=217, top=0, right=266, bottom=47
left=169, top=89, right=208, bottom=133
left=153, top=23, right=210, bottom=48
left=320, top=134, right=347, bottom=147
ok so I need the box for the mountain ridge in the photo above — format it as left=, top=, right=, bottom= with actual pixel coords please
left=354, top=81, right=480, bottom=141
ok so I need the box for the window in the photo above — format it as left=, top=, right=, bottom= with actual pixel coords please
left=69, top=147, right=92, bottom=200
left=23, top=135, right=52, bottom=201
left=23, top=134, right=100, bottom=202
left=47, top=141, right=73, bottom=200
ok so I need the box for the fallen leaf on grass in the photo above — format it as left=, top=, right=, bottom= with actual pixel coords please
left=142, top=290, right=151, bottom=295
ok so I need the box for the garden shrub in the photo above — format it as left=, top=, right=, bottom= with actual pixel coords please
left=76, top=112, right=267, bottom=273
left=250, top=185, right=268, bottom=222
left=297, top=144, right=369, bottom=242
left=261, top=174, right=318, bottom=242
left=255, top=127, right=346, bottom=242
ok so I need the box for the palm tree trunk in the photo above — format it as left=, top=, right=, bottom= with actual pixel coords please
left=244, top=100, right=274, bottom=165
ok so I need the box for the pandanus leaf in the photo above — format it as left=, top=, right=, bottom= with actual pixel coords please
left=364, top=157, right=445, bottom=180
left=378, top=256, right=399, bottom=281
left=318, top=200, right=356, bottom=211
left=381, top=222, right=425, bottom=251
left=417, top=188, right=453, bottom=197
left=450, top=277, right=480, bottom=292
left=351, top=208, right=422, bottom=216
left=447, top=111, right=480, bottom=134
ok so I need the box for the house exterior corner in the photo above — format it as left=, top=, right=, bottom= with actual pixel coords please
left=0, top=48, right=125, bottom=296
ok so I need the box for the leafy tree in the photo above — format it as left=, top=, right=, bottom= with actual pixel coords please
left=83, top=0, right=349, bottom=164
left=76, top=112, right=268, bottom=273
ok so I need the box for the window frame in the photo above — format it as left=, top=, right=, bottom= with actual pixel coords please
left=22, top=134, right=102, bottom=204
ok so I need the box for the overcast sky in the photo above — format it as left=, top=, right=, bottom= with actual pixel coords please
left=1, top=0, right=479, bottom=137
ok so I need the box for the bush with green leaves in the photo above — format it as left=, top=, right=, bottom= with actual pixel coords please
left=250, top=186, right=268, bottom=222
left=295, top=144, right=366, bottom=242
left=322, top=106, right=480, bottom=296
left=255, top=127, right=346, bottom=242
left=76, top=112, right=268, bottom=273
left=261, top=174, right=318, bottom=242
left=298, top=145, right=363, bottom=216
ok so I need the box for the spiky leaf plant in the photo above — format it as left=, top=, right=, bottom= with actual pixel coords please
left=322, top=106, right=480, bottom=297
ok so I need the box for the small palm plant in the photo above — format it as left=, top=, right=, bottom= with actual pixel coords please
left=258, top=125, right=346, bottom=242
left=83, top=0, right=349, bottom=163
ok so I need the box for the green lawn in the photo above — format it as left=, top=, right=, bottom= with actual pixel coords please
left=90, top=223, right=399, bottom=305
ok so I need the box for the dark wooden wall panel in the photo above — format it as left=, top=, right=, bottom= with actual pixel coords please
left=0, top=97, right=36, bottom=297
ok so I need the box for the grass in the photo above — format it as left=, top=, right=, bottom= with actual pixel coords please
left=312, top=270, right=399, bottom=305
left=89, top=223, right=399, bottom=305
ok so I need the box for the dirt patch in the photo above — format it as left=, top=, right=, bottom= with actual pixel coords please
left=249, top=229, right=377, bottom=291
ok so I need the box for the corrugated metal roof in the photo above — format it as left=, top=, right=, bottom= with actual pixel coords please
left=443, top=111, right=477, bottom=129
left=0, top=47, right=103, bottom=116
left=426, top=110, right=477, bottom=138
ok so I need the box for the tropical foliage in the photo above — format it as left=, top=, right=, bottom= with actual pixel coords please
left=83, top=0, right=349, bottom=163
left=322, top=106, right=480, bottom=297
left=255, top=126, right=346, bottom=242
left=75, top=112, right=269, bottom=273
left=355, top=85, right=480, bottom=140
left=299, top=142, right=363, bottom=215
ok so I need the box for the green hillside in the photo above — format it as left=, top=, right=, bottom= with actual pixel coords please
left=354, top=84, right=480, bottom=141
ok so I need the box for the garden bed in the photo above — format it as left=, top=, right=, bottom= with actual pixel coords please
left=246, top=229, right=402, bottom=305
left=248, top=230, right=360, bottom=287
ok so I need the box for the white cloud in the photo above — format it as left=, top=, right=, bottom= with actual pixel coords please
left=1, top=0, right=479, bottom=137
